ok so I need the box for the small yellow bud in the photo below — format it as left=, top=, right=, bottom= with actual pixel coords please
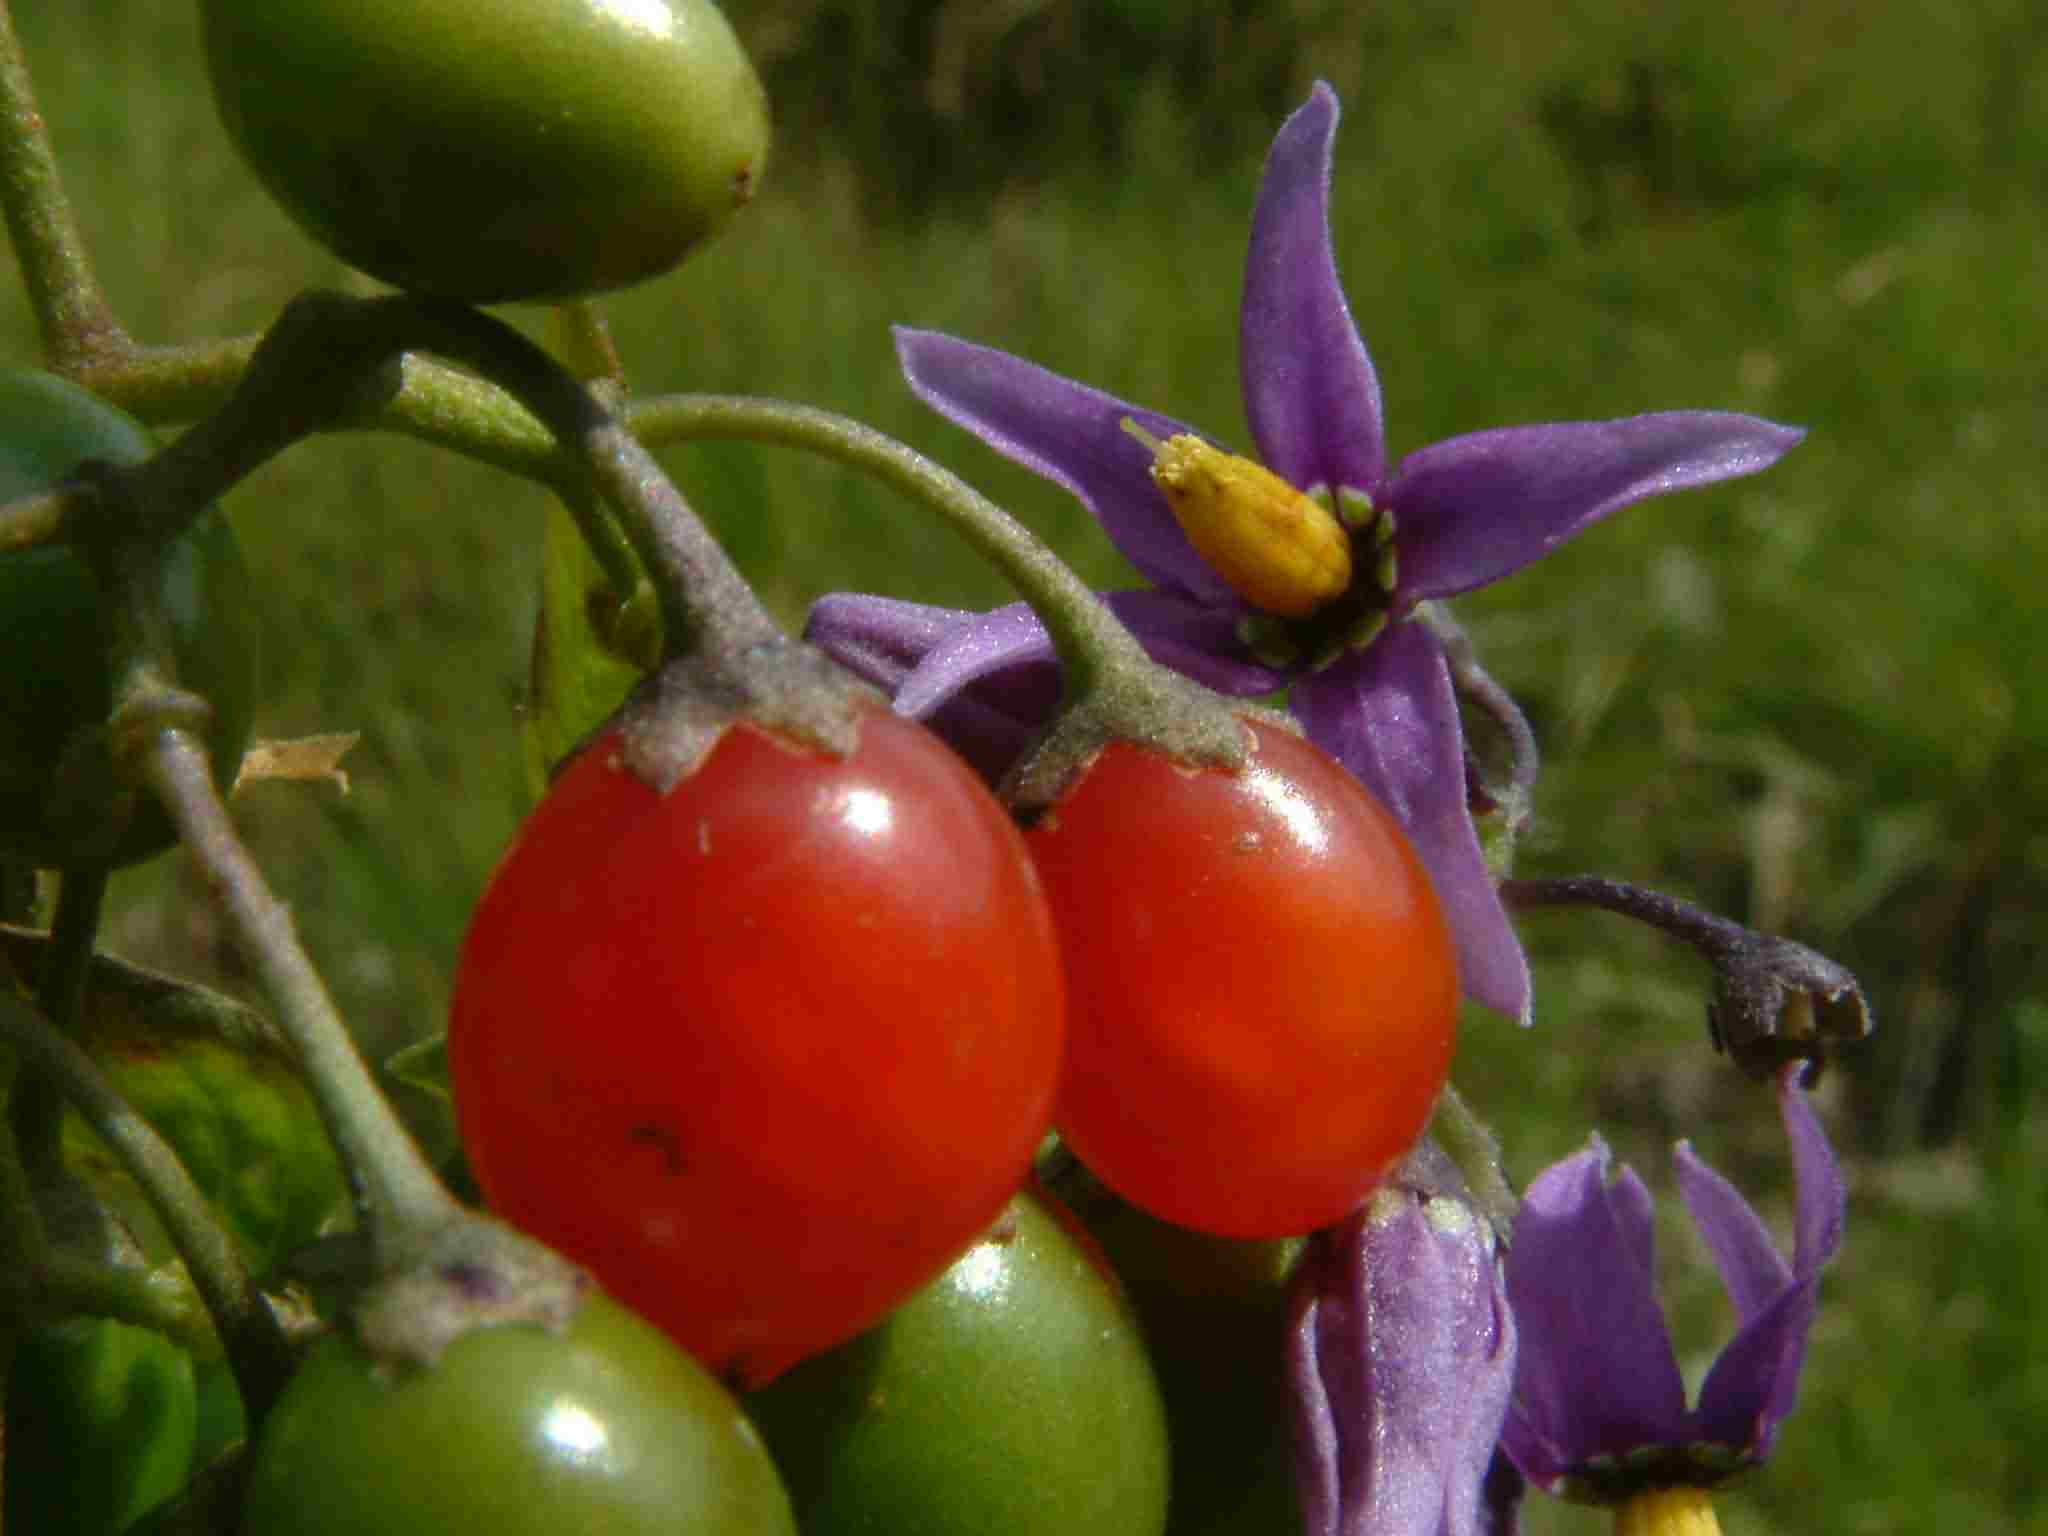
left=1122, top=420, right=1352, bottom=618
left=1613, top=1486, right=1723, bottom=1536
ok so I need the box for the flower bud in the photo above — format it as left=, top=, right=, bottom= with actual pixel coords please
left=1289, top=1149, right=1516, bottom=1536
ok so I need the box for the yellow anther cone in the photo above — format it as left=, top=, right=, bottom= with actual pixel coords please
left=1614, top=1486, right=1723, bottom=1536
left=1123, top=420, right=1351, bottom=618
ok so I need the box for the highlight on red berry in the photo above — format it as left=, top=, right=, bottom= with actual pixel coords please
left=449, top=703, right=1067, bottom=1385
left=1025, top=715, right=1458, bottom=1239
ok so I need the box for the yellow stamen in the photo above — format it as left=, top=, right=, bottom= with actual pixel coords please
left=1613, top=1486, right=1724, bottom=1536
left=1121, top=419, right=1351, bottom=619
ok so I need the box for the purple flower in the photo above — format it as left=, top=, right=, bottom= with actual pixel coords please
left=1499, top=1066, right=1846, bottom=1501
left=1289, top=1142, right=1518, bottom=1536
left=808, top=81, right=1803, bottom=1024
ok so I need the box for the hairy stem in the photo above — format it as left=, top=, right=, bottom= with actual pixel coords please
left=0, top=0, right=127, bottom=364
left=366, top=298, right=782, bottom=661
left=630, top=393, right=1154, bottom=709
left=141, top=726, right=456, bottom=1248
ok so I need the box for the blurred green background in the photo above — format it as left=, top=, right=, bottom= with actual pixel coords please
left=4, top=1, right=2043, bottom=1530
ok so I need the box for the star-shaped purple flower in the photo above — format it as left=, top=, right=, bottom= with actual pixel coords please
left=1499, top=1066, right=1845, bottom=1500
left=808, top=81, right=1804, bottom=1024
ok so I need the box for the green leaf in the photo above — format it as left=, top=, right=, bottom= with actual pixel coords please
left=382, top=1031, right=479, bottom=1202
left=2, top=927, right=351, bottom=1281
left=523, top=495, right=652, bottom=802
left=5, top=1314, right=200, bottom=1536
left=383, top=1031, right=450, bottom=1101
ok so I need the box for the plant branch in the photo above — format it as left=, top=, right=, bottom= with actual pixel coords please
left=38, top=1247, right=211, bottom=1345
left=1502, top=875, right=1873, bottom=1079
left=628, top=393, right=1155, bottom=708
left=0, top=0, right=127, bottom=365
left=139, top=724, right=457, bottom=1248
left=6, top=867, right=106, bottom=1184
left=0, top=989, right=292, bottom=1415
left=357, top=298, right=782, bottom=660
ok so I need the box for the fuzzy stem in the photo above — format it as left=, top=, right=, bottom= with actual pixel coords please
left=629, top=393, right=1153, bottom=707
left=1501, top=875, right=1749, bottom=958
left=555, top=302, right=628, bottom=395
left=1502, top=874, right=1871, bottom=1079
left=1426, top=1083, right=1519, bottom=1240
left=0, top=989, right=292, bottom=1415
left=75, top=335, right=561, bottom=478
left=362, top=298, right=783, bottom=662
left=0, top=0, right=127, bottom=365
left=141, top=725, right=457, bottom=1248
left=542, top=304, right=648, bottom=615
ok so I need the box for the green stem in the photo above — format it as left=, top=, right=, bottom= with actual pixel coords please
left=629, top=394, right=1150, bottom=703
left=0, top=340, right=568, bottom=557
left=72, top=294, right=771, bottom=667
left=542, top=304, right=650, bottom=616
left=140, top=725, right=457, bottom=1251
left=1428, top=1083, right=1518, bottom=1240
left=72, top=338, right=560, bottom=476
left=7, top=867, right=106, bottom=1184
left=554, top=302, right=628, bottom=395
left=0, top=1068, right=49, bottom=1273
left=38, top=1247, right=210, bottom=1345
left=0, top=0, right=127, bottom=365
left=335, top=297, right=783, bottom=661
left=0, top=989, right=292, bottom=1415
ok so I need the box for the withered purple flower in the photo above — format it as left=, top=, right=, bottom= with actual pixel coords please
left=1289, top=1140, right=1518, bottom=1536
left=1499, top=1066, right=1845, bottom=1525
left=808, top=82, right=1803, bottom=1025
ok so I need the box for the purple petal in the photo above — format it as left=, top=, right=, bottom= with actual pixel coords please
left=1673, top=1142, right=1790, bottom=1325
left=1290, top=1189, right=1515, bottom=1536
left=1690, top=1069, right=1845, bottom=1458
left=895, top=600, right=1058, bottom=719
left=1386, top=414, right=1807, bottom=604
left=1779, top=1066, right=1847, bottom=1279
left=1104, top=589, right=1291, bottom=697
left=805, top=592, right=978, bottom=690
left=1239, top=82, right=1387, bottom=495
left=1500, top=1145, right=1691, bottom=1487
left=1290, top=624, right=1530, bottom=1024
left=1690, top=1278, right=1817, bottom=1460
left=895, top=328, right=1240, bottom=606
left=806, top=594, right=1055, bottom=780
left=894, top=589, right=1289, bottom=720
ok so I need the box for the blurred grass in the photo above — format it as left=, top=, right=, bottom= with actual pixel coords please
left=3, top=0, right=2043, bottom=1529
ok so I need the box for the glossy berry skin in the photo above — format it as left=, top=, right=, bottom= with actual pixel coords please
left=1027, top=716, right=1458, bottom=1238
left=239, top=1290, right=796, bottom=1536
left=1048, top=1164, right=1305, bottom=1536
left=747, top=1185, right=1170, bottom=1536
left=450, top=706, right=1065, bottom=1385
left=198, top=0, right=770, bottom=303
left=0, top=371, right=257, bottom=868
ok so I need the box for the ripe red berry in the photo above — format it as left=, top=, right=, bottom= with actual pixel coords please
left=1027, top=717, right=1457, bottom=1238
left=450, top=705, right=1066, bottom=1383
